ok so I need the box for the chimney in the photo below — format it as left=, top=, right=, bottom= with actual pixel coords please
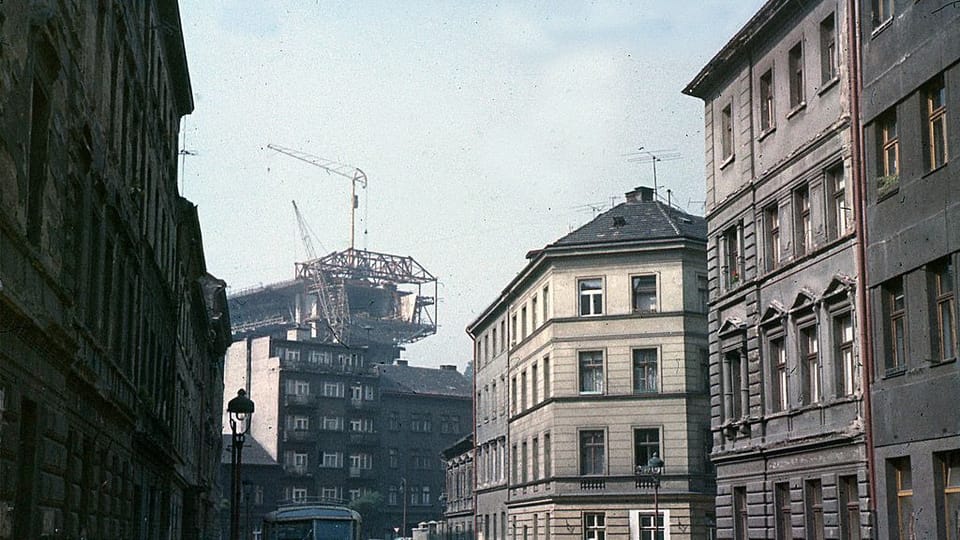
left=286, top=326, right=311, bottom=341
left=439, top=365, right=458, bottom=372
left=395, top=359, right=408, bottom=366
left=625, top=186, right=654, bottom=202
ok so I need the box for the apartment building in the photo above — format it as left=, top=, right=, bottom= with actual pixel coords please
left=684, top=1, right=873, bottom=538
left=470, top=186, right=712, bottom=539
left=859, top=1, right=960, bottom=538
left=0, top=1, right=231, bottom=538
left=442, top=435, right=476, bottom=540
left=467, top=299, right=511, bottom=539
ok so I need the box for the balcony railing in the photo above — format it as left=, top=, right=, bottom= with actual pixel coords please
left=349, top=399, right=379, bottom=410
left=285, top=429, right=315, bottom=443
left=348, top=467, right=375, bottom=479
left=580, top=478, right=606, bottom=490
left=284, top=465, right=311, bottom=476
left=283, top=393, right=313, bottom=406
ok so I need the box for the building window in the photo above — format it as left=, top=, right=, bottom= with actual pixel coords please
left=421, top=486, right=430, bottom=505
left=542, top=285, right=550, bottom=321
left=579, top=351, right=604, bottom=394
left=794, top=184, right=811, bottom=255
left=521, top=370, right=528, bottom=410
left=941, top=451, right=960, bottom=539
left=521, top=306, right=528, bottom=339
left=924, top=75, right=948, bottom=171
left=884, top=277, right=907, bottom=373
left=722, top=225, right=742, bottom=289
left=511, top=314, right=518, bottom=345
left=543, top=356, right=551, bottom=399
left=835, top=312, right=857, bottom=396
left=877, top=108, right=900, bottom=197
left=721, top=103, right=734, bottom=161
left=637, top=512, right=665, bottom=540
left=760, top=68, right=775, bottom=132
left=634, top=428, right=660, bottom=470
left=292, top=416, right=309, bottom=430
left=532, top=295, right=539, bottom=328
left=726, top=350, right=746, bottom=419
left=765, top=204, right=781, bottom=270
left=871, top=0, right=893, bottom=29
left=820, top=13, right=837, bottom=83
left=932, top=258, right=957, bottom=361
left=825, top=164, right=848, bottom=239
left=389, top=448, right=399, bottom=468
left=806, top=479, right=825, bottom=540
left=26, top=76, right=52, bottom=246
left=789, top=42, right=805, bottom=109
left=893, top=457, right=913, bottom=540
left=411, top=413, right=432, bottom=433
left=579, top=278, right=604, bottom=316
left=839, top=475, right=862, bottom=540
left=770, top=336, right=788, bottom=412
left=632, top=349, right=658, bottom=394
left=511, top=376, right=518, bottom=414
left=292, top=487, right=308, bottom=502
left=491, top=328, right=498, bottom=356
left=775, top=482, right=792, bottom=540
left=698, top=275, right=709, bottom=313
left=532, top=364, right=539, bottom=404
left=733, top=486, right=748, bottom=540
left=544, top=432, right=552, bottom=478
left=321, top=452, right=342, bottom=468
left=583, top=513, right=605, bottom=540
left=532, top=437, right=540, bottom=480
left=323, top=381, right=344, bottom=397
left=579, top=430, right=605, bottom=476
left=511, top=444, right=518, bottom=484
left=632, top=275, right=658, bottom=313
left=800, top=324, right=821, bottom=404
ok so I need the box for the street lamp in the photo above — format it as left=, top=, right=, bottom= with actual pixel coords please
left=635, top=453, right=665, bottom=538
left=228, top=389, right=255, bottom=540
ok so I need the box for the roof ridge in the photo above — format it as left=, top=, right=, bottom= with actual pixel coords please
left=655, top=201, right=682, bottom=236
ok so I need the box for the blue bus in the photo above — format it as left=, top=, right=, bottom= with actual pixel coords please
left=262, top=499, right=362, bottom=540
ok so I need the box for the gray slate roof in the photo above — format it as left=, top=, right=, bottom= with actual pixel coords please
left=376, top=364, right=472, bottom=398
left=549, top=199, right=706, bottom=248
left=221, top=434, right=279, bottom=466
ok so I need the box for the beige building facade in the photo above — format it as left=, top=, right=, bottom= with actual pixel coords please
left=470, top=187, right=713, bottom=539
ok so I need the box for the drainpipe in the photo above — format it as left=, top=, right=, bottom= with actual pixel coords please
left=846, top=0, right=876, bottom=512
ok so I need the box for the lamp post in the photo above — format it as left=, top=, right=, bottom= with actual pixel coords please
left=635, top=453, right=664, bottom=539
left=228, top=389, right=255, bottom=540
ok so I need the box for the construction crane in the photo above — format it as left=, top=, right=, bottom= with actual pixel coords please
left=292, top=200, right=350, bottom=344
left=267, top=144, right=369, bottom=252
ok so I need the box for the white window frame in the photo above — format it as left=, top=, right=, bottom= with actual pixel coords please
left=629, top=509, right=672, bottom=540
left=578, top=277, right=605, bottom=316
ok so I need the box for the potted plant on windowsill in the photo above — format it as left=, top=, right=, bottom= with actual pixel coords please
left=877, top=174, right=899, bottom=197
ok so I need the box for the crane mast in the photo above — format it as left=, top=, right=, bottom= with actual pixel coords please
left=292, top=200, right=350, bottom=343
left=268, top=143, right=368, bottom=252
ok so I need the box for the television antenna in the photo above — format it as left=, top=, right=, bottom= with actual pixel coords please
left=624, top=147, right=682, bottom=199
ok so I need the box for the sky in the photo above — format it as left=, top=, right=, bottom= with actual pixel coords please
left=177, top=0, right=766, bottom=371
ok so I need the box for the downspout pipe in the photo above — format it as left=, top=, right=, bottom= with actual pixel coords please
left=846, top=0, right=877, bottom=512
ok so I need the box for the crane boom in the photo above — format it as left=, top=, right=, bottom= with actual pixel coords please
left=292, top=200, right=349, bottom=343
left=268, top=143, right=368, bottom=251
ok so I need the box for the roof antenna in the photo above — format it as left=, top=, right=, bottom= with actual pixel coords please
left=624, top=147, right=682, bottom=202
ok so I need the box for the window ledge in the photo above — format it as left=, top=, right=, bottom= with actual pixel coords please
left=818, top=76, right=840, bottom=96
left=757, top=126, right=776, bottom=142
left=930, top=356, right=957, bottom=366
left=883, top=366, right=906, bottom=379
left=922, top=161, right=949, bottom=178
left=786, top=102, right=807, bottom=119
left=719, top=154, right=735, bottom=170
left=870, top=18, right=893, bottom=39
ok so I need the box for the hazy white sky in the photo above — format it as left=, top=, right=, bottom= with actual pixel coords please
left=178, top=0, right=765, bottom=370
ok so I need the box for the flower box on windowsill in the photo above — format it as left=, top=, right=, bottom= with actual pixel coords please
left=877, top=175, right=899, bottom=199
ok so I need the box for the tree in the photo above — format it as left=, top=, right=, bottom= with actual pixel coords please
left=348, top=491, right=384, bottom=531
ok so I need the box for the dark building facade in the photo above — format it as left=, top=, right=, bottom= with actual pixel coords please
left=218, top=435, right=283, bottom=540
left=0, top=1, right=230, bottom=539
left=685, top=1, right=873, bottom=538
left=376, top=361, right=473, bottom=540
left=859, top=1, right=960, bottom=538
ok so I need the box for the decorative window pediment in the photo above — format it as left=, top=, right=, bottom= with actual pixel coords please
left=760, top=301, right=787, bottom=327
left=719, top=317, right=747, bottom=339
left=790, top=288, right=818, bottom=313
left=823, top=274, right=856, bottom=301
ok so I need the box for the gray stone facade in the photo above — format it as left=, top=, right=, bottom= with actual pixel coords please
left=0, top=1, right=230, bottom=538
left=860, top=1, right=960, bottom=538
left=685, top=1, right=873, bottom=538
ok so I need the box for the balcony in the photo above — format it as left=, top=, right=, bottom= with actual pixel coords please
left=348, top=432, right=379, bottom=445
left=348, top=467, right=375, bottom=479
left=283, top=393, right=313, bottom=406
left=348, top=399, right=379, bottom=411
left=580, top=478, right=606, bottom=490
left=284, top=465, right=312, bottom=477
left=285, top=429, right=315, bottom=443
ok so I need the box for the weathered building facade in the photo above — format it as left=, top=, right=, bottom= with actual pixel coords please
left=859, top=1, right=960, bottom=538
left=0, top=1, right=230, bottom=538
left=442, top=435, right=475, bottom=540
left=466, top=299, right=510, bottom=540
left=470, top=187, right=713, bottom=539
left=685, top=0, right=873, bottom=538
